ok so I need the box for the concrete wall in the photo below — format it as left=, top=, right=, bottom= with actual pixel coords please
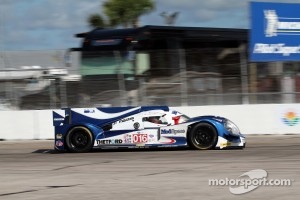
left=173, top=104, right=300, bottom=135
left=0, top=104, right=299, bottom=140
left=0, top=110, right=54, bottom=140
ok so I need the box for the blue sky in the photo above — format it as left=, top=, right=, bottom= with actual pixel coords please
left=0, top=0, right=300, bottom=50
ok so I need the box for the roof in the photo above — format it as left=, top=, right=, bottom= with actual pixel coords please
left=75, top=25, right=248, bottom=42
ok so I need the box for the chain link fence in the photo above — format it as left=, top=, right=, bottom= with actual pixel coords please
left=1, top=49, right=300, bottom=110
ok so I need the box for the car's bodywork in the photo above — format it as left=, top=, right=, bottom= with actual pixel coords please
left=53, top=106, right=245, bottom=152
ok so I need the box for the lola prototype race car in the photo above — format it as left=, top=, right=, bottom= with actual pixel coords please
left=53, top=106, right=245, bottom=153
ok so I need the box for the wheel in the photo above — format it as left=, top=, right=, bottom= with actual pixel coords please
left=188, top=123, right=218, bottom=150
left=65, top=126, right=94, bottom=153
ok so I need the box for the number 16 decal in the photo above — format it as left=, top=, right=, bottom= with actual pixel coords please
left=133, top=134, right=148, bottom=143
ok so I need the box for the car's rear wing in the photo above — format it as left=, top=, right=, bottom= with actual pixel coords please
left=53, top=108, right=70, bottom=126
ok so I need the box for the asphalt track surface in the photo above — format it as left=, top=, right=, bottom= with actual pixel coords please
left=0, top=135, right=299, bottom=200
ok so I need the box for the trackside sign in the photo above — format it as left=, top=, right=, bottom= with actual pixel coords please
left=250, top=2, right=300, bottom=61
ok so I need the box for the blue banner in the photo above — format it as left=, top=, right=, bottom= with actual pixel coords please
left=250, top=2, right=300, bottom=62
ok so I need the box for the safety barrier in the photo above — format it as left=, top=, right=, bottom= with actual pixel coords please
left=0, top=104, right=299, bottom=140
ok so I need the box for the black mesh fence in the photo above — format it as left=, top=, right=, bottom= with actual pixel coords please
left=1, top=49, right=300, bottom=110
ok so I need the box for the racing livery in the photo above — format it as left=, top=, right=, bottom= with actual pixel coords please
left=53, top=106, right=245, bottom=153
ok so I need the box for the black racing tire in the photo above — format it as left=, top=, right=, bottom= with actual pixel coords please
left=65, top=126, right=94, bottom=153
left=188, top=122, right=218, bottom=150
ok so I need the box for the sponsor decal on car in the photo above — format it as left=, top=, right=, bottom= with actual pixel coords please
left=119, top=117, right=134, bottom=123
left=136, top=143, right=145, bottom=147
left=123, top=134, right=132, bottom=143
left=220, top=141, right=231, bottom=148
left=161, top=138, right=176, bottom=144
left=84, top=109, right=95, bottom=113
left=56, top=134, right=63, bottom=139
left=53, top=118, right=64, bottom=121
left=161, top=129, right=185, bottom=135
left=133, top=122, right=140, bottom=130
left=55, top=140, right=64, bottom=147
left=147, top=134, right=156, bottom=143
left=97, top=139, right=123, bottom=145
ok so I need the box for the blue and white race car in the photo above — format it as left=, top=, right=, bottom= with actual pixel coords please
left=53, top=106, right=245, bottom=153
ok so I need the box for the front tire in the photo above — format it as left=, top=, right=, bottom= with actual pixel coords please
left=188, top=123, right=218, bottom=150
left=65, top=126, right=94, bottom=153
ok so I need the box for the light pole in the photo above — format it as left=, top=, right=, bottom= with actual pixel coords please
left=0, top=2, right=5, bottom=69
left=160, top=12, right=180, bottom=26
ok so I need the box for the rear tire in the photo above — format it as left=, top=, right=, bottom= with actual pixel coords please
left=188, top=123, right=218, bottom=150
left=65, top=126, right=93, bottom=153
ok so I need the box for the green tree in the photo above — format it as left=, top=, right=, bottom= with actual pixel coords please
left=87, top=14, right=106, bottom=29
left=88, top=0, right=155, bottom=29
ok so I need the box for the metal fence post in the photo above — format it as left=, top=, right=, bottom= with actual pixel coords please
left=60, top=79, right=67, bottom=108
left=114, top=51, right=126, bottom=106
left=49, top=78, right=56, bottom=108
left=179, top=49, right=188, bottom=106
left=139, top=77, right=146, bottom=105
left=239, top=44, right=249, bottom=104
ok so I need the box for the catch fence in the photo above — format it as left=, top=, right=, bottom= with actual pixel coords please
left=0, top=49, right=300, bottom=110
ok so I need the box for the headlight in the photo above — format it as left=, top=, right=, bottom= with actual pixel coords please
left=225, top=119, right=240, bottom=136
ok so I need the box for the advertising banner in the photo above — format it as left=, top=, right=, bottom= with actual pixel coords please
left=250, top=2, right=300, bottom=61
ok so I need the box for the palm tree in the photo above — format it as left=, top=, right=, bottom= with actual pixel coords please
left=88, top=0, right=155, bottom=29
left=88, top=14, right=106, bottom=29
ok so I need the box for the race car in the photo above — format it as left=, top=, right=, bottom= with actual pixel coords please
left=53, top=106, right=245, bottom=153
